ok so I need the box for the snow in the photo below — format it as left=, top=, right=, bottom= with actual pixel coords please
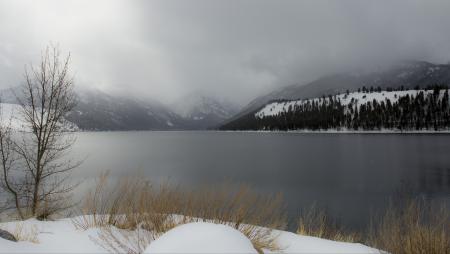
left=0, top=103, right=27, bottom=131
left=0, top=103, right=79, bottom=131
left=144, top=222, right=257, bottom=254
left=256, top=89, right=447, bottom=118
left=0, top=217, right=379, bottom=254
left=0, top=218, right=103, bottom=253
left=273, top=230, right=379, bottom=254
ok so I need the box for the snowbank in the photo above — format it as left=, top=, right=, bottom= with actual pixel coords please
left=0, top=217, right=379, bottom=254
left=144, top=222, right=257, bottom=253
left=273, top=230, right=379, bottom=253
left=0, top=219, right=103, bottom=253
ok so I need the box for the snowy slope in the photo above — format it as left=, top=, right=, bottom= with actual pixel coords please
left=256, top=89, right=447, bottom=118
left=0, top=219, right=103, bottom=253
left=0, top=218, right=379, bottom=254
left=0, top=103, right=27, bottom=131
left=0, top=103, right=79, bottom=131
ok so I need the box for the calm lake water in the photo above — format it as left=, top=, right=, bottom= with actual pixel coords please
left=71, top=131, right=450, bottom=230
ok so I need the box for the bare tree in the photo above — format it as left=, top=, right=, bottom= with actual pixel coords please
left=0, top=45, right=79, bottom=219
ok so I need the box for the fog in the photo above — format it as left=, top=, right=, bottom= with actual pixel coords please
left=1, top=0, right=450, bottom=105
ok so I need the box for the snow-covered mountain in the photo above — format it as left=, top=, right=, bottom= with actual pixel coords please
left=256, top=89, right=447, bottom=118
left=221, top=88, right=450, bottom=131
left=226, top=60, right=450, bottom=124
left=171, top=94, right=240, bottom=129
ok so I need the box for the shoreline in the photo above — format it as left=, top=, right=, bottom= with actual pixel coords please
left=218, top=129, right=450, bottom=134
left=72, top=129, right=450, bottom=134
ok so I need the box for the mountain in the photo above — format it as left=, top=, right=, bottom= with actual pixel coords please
left=222, top=61, right=450, bottom=127
left=66, top=89, right=188, bottom=131
left=0, top=87, right=185, bottom=131
left=0, top=88, right=240, bottom=131
left=221, top=88, right=450, bottom=131
left=171, top=94, right=240, bottom=129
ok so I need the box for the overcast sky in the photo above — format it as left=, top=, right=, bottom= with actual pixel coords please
left=1, top=0, right=450, bottom=105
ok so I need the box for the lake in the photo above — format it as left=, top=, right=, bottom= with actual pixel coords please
left=71, top=131, right=450, bottom=230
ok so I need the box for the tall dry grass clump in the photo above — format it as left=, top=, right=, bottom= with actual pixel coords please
left=72, top=173, right=287, bottom=253
left=368, top=199, right=449, bottom=254
left=0, top=222, right=39, bottom=243
left=179, top=184, right=286, bottom=252
left=296, top=203, right=359, bottom=243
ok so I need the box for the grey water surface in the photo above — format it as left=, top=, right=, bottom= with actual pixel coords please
left=71, top=131, right=450, bottom=230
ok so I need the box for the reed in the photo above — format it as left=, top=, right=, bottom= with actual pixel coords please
left=73, top=174, right=287, bottom=253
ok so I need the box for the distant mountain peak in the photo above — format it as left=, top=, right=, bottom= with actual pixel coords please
left=171, top=93, right=240, bottom=129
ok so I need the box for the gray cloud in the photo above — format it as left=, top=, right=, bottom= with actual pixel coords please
left=1, top=0, right=450, bottom=105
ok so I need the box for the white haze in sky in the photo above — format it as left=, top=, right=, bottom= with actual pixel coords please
left=1, top=0, right=450, bottom=104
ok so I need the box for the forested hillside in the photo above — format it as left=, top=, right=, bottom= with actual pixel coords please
left=227, top=61, right=450, bottom=123
left=220, top=86, right=450, bottom=131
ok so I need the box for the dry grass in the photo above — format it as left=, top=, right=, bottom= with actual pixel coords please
left=180, top=184, right=286, bottom=252
left=296, top=200, right=450, bottom=254
left=368, top=199, right=450, bottom=254
left=72, top=172, right=120, bottom=229
left=72, top=173, right=287, bottom=253
left=92, top=226, right=155, bottom=254
left=77, top=175, right=449, bottom=254
left=1, top=222, right=39, bottom=243
left=296, top=203, right=360, bottom=243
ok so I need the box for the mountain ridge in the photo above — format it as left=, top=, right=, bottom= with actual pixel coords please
left=0, top=88, right=240, bottom=131
left=220, top=88, right=450, bottom=131
left=222, top=60, right=450, bottom=126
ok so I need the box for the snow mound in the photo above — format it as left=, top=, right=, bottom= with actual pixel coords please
left=144, top=222, right=257, bottom=254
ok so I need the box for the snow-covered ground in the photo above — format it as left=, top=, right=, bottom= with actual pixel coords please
left=0, top=217, right=380, bottom=253
left=0, top=103, right=79, bottom=132
left=256, top=89, right=448, bottom=118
